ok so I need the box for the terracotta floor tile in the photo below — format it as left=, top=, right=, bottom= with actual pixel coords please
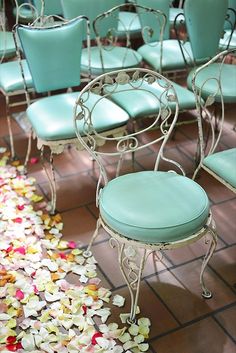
left=147, top=270, right=214, bottom=324
left=90, top=240, right=126, bottom=287
left=40, top=172, right=97, bottom=212
left=212, top=200, right=236, bottom=245
left=215, top=304, right=236, bottom=341
left=169, top=260, right=236, bottom=321
left=195, top=170, right=235, bottom=203
left=107, top=281, right=179, bottom=339
left=210, top=246, right=236, bottom=289
left=0, top=115, right=23, bottom=137
left=165, top=236, right=225, bottom=266
left=61, top=206, right=98, bottom=247
left=151, top=317, right=236, bottom=353
left=53, top=148, right=96, bottom=177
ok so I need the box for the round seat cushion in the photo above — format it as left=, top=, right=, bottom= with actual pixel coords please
left=100, top=171, right=209, bottom=243
left=187, top=63, right=236, bottom=103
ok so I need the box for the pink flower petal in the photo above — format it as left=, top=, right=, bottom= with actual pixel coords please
left=15, top=289, right=24, bottom=300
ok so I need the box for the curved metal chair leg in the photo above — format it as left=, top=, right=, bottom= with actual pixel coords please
left=200, top=222, right=218, bottom=299
left=23, top=129, right=32, bottom=173
left=116, top=243, right=148, bottom=323
left=84, top=218, right=101, bottom=258
left=6, top=96, right=15, bottom=160
left=40, top=148, right=57, bottom=214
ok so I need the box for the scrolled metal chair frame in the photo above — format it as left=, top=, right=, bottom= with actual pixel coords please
left=74, top=67, right=218, bottom=324
left=192, top=48, right=236, bottom=193
left=92, top=3, right=166, bottom=75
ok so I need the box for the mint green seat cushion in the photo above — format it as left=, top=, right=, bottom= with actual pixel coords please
left=100, top=171, right=209, bottom=243
left=219, top=30, right=236, bottom=50
left=0, top=59, right=33, bottom=93
left=27, top=92, right=129, bottom=141
left=0, top=32, right=16, bottom=59
left=105, top=80, right=196, bottom=118
left=137, top=40, right=193, bottom=71
left=117, top=11, right=141, bottom=35
left=169, top=8, right=184, bottom=26
left=203, top=148, right=236, bottom=189
left=81, top=46, right=142, bottom=76
left=187, top=63, right=236, bottom=103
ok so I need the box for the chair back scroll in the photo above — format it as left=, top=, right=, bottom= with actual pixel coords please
left=191, top=48, right=236, bottom=179
left=74, top=68, right=182, bottom=200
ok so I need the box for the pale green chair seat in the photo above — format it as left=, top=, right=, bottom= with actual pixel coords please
left=203, top=148, right=236, bottom=189
left=81, top=46, right=143, bottom=76
left=117, top=11, right=142, bottom=36
left=100, top=171, right=209, bottom=243
left=169, top=7, right=184, bottom=26
left=187, top=63, right=236, bottom=103
left=137, top=40, right=193, bottom=71
left=27, top=91, right=129, bottom=141
left=0, top=59, right=33, bottom=92
left=105, top=80, right=196, bottom=118
left=0, top=32, right=16, bottom=59
left=219, top=30, right=236, bottom=50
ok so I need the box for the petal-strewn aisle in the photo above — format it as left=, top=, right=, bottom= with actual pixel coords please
left=0, top=150, right=150, bottom=353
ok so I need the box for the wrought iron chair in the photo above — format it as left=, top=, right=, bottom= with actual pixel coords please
left=14, top=16, right=129, bottom=214
left=61, top=1, right=150, bottom=78
left=74, top=67, right=218, bottom=323
left=191, top=49, right=236, bottom=193
left=137, top=0, right=228, bottom=76
left=0, top=0, right=16, bottom=61
left=0, top=0, right=40, bottom=160
left=136, top=0, right=193, bottom=76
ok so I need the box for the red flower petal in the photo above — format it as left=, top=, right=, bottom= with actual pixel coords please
left=17, top=205, right=25, bottom=211
left=5, top=245, right=13, bottom=253
left=13, top=217, right=22, bottom=224
left=6, top=343, right=18, bottom=351
left=82, top=304, right=87, bottom=315
left=16, top=342, right=22, bottom=349
left=91, top=332, right=103, bottom=345
left=6, top=337, right=17, bottom=344
left=59, top=252, right=67, bottom=260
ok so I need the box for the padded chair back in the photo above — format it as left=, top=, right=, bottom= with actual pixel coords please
left=184, top=0, right=228, bottom=62
left=33, top=0, right=63, bottom=16
left=15, top=17, right=87, bottom=93
left=136, top=0, right=170, bottom=40
left=61, top=0, right=122, bottom=39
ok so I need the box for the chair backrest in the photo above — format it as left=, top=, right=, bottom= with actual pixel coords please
left=33, top=0, right=63, bottom=16
left=94, top=3, right=166, bottom=47
left=15, top=16, right=88, bottom=93
left=61, top=0, right=122, bottom=39
left=74, top=67, right=182, bottom=191
left=191, top=48, right=236, bottom=159
left=184, top=0, right=228, bottom=62
left=135, top=0, right=170, bottom=40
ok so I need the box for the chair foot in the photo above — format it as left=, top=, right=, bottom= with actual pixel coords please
left=41, top=149, right=57, bottom=215
left=202, top=289, right=213, bottom=299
